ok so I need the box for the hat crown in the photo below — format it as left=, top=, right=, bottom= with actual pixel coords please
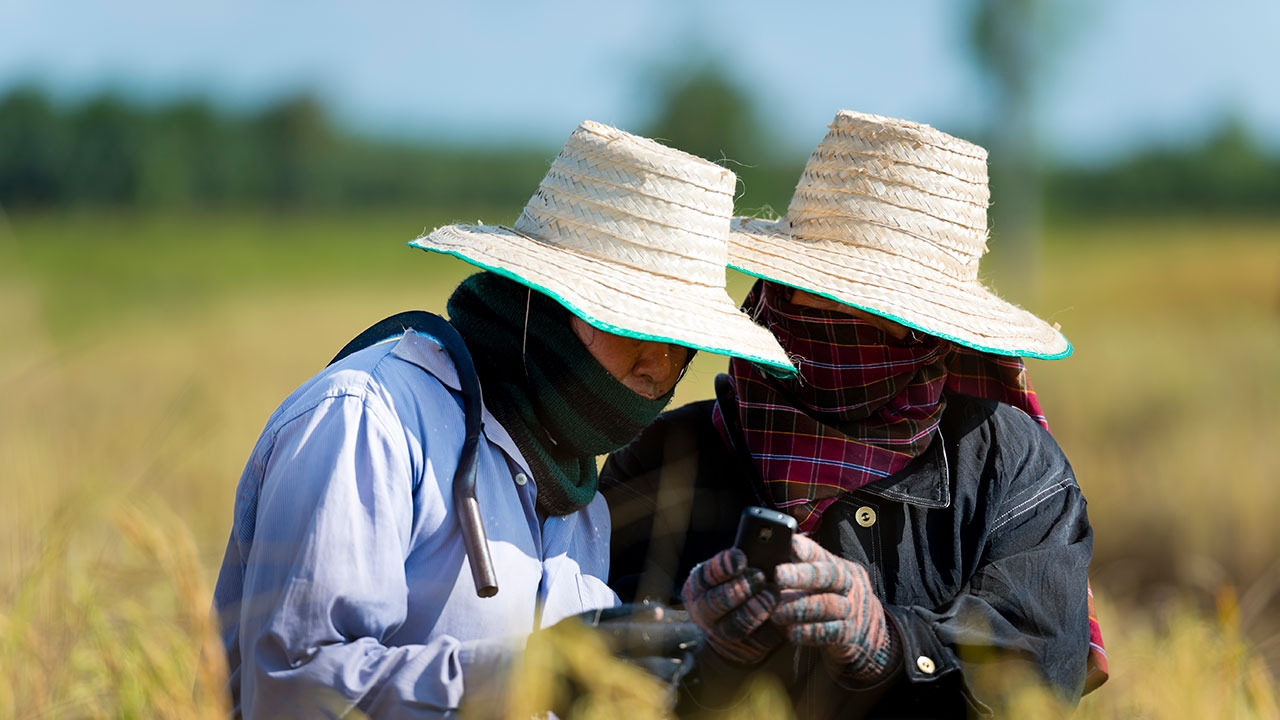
left=513, top=121, right=735, bottom=289
left=783, top=111, right=991, bottom=281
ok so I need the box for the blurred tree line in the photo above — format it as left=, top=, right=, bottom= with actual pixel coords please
left=1, top=80, right=1278, bottom=218
left=0, top=86, right=553, bottom=212
left=1045, top=118, right=1280, bottom=219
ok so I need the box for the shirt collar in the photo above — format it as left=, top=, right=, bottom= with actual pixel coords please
left=390, top=330, right=533, bottom=476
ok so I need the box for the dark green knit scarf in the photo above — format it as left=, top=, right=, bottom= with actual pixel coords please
left=446, top=272, right=675, bottom=516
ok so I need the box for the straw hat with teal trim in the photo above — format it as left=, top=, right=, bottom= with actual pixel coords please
left=729, top=110, right=1071, bottom=360
left=410, top=120, right=795, bottom=374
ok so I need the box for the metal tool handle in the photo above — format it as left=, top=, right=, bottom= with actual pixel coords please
left=455, top=446, right=498, bottom=597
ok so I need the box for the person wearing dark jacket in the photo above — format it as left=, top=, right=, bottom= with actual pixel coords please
left=601, top=110, right=1106, bottom=718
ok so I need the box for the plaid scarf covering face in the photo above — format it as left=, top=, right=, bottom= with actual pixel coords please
left=718, top=281, right=952, bottom=532
left=716, top=281, right=1054, bottom=532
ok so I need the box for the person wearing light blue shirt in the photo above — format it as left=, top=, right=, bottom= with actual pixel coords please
left=212, top=121, right=795, bottom=719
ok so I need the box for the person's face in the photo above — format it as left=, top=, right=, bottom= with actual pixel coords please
left=570, top=317, right=689, bottom=400
left=789, top=289, right=914, bottom=342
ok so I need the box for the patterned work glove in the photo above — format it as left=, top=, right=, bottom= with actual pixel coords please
left=680, top=548, right=783, bottom=666
left=772, top=534, right=901, bottom=685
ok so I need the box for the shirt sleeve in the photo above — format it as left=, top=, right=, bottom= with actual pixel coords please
left=235, top=391, right=516, bottom=720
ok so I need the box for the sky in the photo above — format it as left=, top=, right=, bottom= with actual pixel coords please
left=1, top=0, right=1277, bottom=164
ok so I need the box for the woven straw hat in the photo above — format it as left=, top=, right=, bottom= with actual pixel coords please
left=730, top=110, right=1071, bottom=360
left=411, top=121, right=795, bottom=373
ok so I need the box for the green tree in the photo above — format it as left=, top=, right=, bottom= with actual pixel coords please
left=0, top=87, right=69, bottom=207
left=137, top=99, right=238, bottom=207
left=250, top=94, right=337, bottom=208
left=966, top=0, right=1061, bottom=301
left=642, top=63, right=799, bottom=215
left=644, top=63, right=763, bottom=167
left=65, top=94, right=146, bottom=205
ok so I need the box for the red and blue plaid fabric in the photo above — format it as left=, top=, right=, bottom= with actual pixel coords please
left=717, top=281, right=953, bottom=532
left=714, top=280, right=1108, bottom=690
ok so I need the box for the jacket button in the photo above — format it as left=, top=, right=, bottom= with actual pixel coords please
left=856, top=506, right=877, bottom=527
left=916, top=656, right=936, bottom=674
left=514, top=472, right=528, bottom=486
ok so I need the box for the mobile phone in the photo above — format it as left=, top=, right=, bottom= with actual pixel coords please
left=733, top=506, right=798, bottom=580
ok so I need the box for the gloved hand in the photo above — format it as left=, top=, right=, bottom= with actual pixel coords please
left=572, top=602, right=703, bottom=684
left=772, top=534, right=901, bottom=685
left=681, top=548, right=783, bottom=666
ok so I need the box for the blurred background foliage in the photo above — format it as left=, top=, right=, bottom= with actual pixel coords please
left=0, top=87, right=555, bottom=212
left=3, top=77, right=1278, bottom=218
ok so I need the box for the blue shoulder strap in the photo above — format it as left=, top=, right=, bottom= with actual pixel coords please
left=329, top=311, right=498, bottom=597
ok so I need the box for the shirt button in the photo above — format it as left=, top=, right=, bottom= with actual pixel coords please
left=514, top=472, right=528, bottom=486
left=855, top=506, right=877, bottom=527
left=916, top=656, right=936, bottom=674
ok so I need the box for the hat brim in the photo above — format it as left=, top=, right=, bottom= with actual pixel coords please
left=411, top=224, right=797, bottom=374
left=728, top=218, right=1071, bottom=360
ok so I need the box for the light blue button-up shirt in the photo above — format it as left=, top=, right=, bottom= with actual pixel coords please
left=213, top=330, right=620, bottom=718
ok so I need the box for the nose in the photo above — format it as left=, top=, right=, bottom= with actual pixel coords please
left=631, top=341, right=685, bottom=398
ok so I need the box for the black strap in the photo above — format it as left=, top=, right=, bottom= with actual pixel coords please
left=330, top=311, right=444, bottom=367
left=329, top=311, right=498, bottom=597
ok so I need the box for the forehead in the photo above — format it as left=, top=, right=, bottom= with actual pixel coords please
left=788, top=289, right=916, bottom=338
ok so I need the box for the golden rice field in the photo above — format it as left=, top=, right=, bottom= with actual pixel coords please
left=1, top=210, right=1278, bottom=718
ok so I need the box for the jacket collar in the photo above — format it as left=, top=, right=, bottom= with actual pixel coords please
left=856, top=425, right=951, bottom=509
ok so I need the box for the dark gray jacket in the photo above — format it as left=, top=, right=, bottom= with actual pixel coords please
left=601, top=377, right=1092, bottom=718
